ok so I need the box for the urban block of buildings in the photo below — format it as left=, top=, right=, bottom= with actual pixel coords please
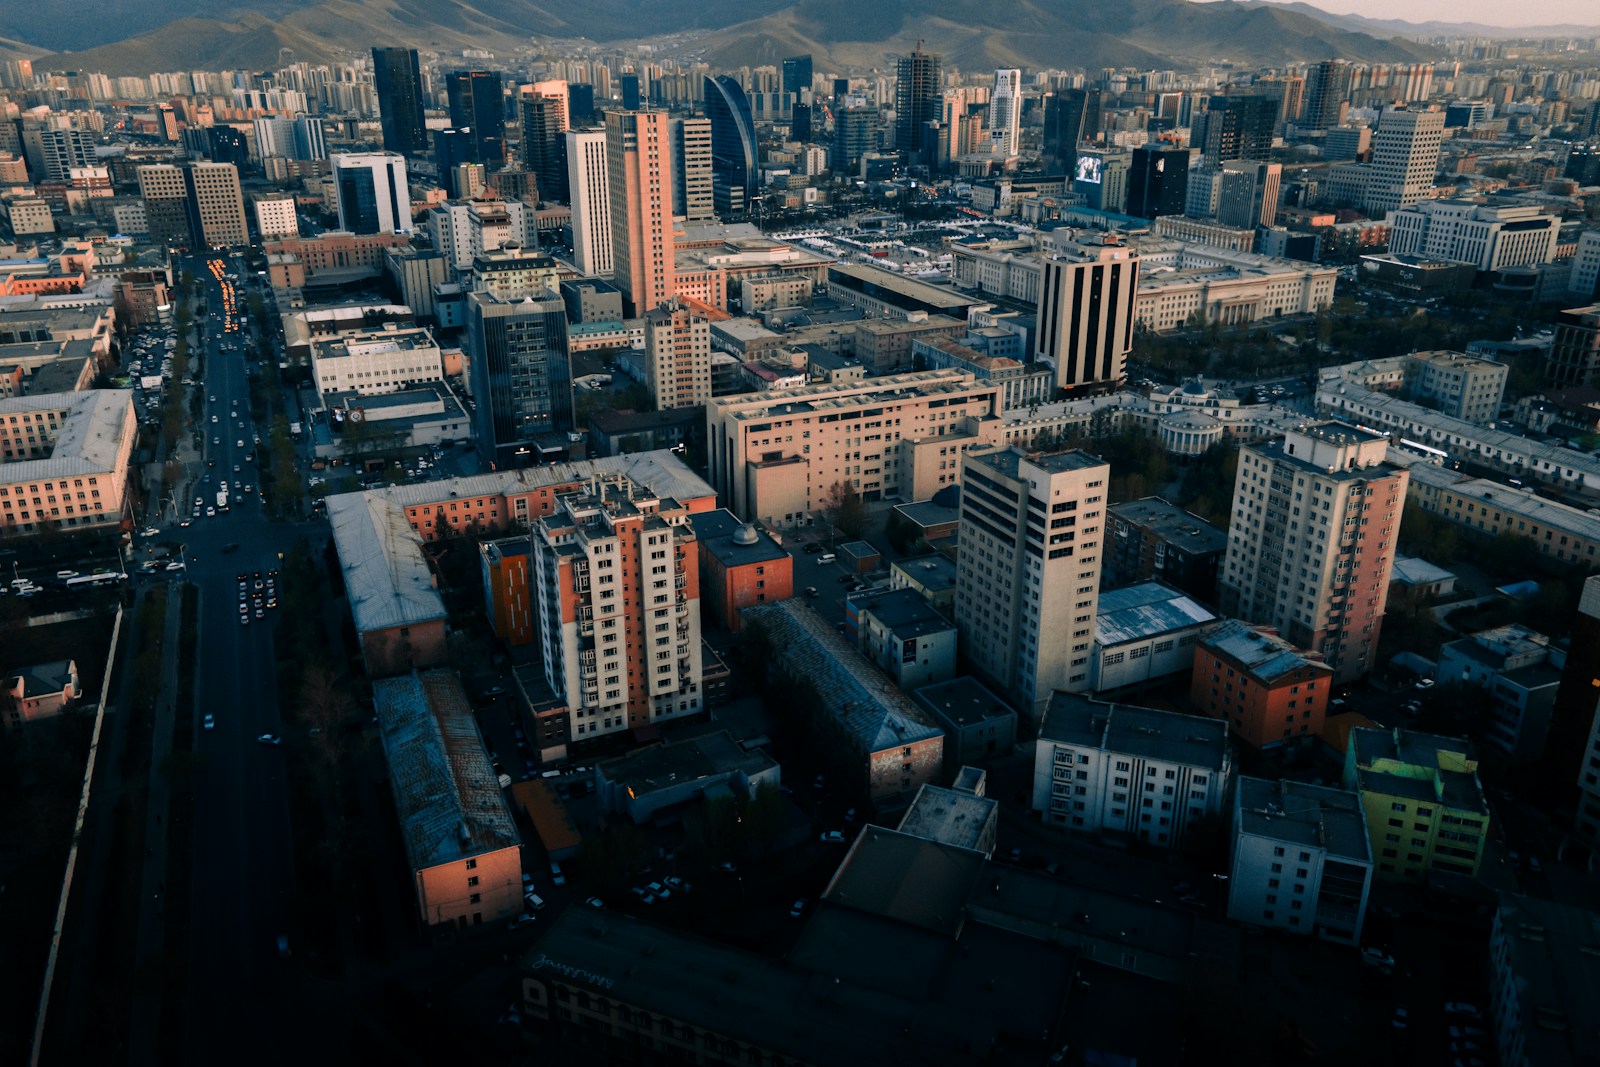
left=1341, top=726, right=1490, bottom=883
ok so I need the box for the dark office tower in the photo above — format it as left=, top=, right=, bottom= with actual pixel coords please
left=791, top=103, right=812, bottom=144
left=1303, top=60, right=1351, bottom=132
left=834, top=107, right=876, bottom=172
left=372, top=46, right=428, bottom=157
left=206, top=126, right=249, bottom=169
left=704, top=74, right=758, bottom=199
left=521, top=91, right=569, bottom=202
left=1127, top=145, right=1190, bottom=219
left=292, top=113, right=325, bottom=161
left=446, top=70, right=505, bottom=168
left=782, top=55, right=813, bottom=97
left=833, top=77, right=850, bottom=105
left=1193, top=95, right=1276, bottom=165
left=621, top=73, right=640, bottom=111
left=894, top=47, right=942, bottom=157
left=466, top=288, right=572, bottom=469
left=1042, top=88, right=1101, bottom=175
left=436, top=128, right=476, bottom=190
left=568, top=83, right=595, bottom=126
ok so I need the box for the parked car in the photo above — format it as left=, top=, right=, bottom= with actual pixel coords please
left=1443, top=1002, right=1482, bottom=1019
left=1361, top=947, right=1395, bottom=970
left=256, top=734, right=281, bottom=746
left=550, top=860, right=566, bottom=886
left=820, top=830, right=846, bottom=843
left=790, top=899, right=806, bottom=918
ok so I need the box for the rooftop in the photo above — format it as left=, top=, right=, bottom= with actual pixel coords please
left=821, top=825, right=988, bottom=938
left=1040, top=693, right=1229, bottom=772
left=690, top=508, right=790, bottom=569
left=850, top=587, right=953, bottom=640
left=1235, top=776, right=1372, bottom=863
left=1107, top=496, right=1229, bottom=555
left=1095, top=580, right=1217, bottom=647
left=742, top=600, right=944, bottom=755
left=828, top=263, right=980, bottom=312
left=1390, top=554, right=1456, bottom=588
left=1348, top=726, right=1488, bottom=815
left=355, top=451, right=716, bottom=513
left=896, top=782, right=999, bottom=854
left=594, top=730, right=776, bottom=799
left=914, top=676, right=1015, bottom=730
left=0, top=389, right=133, bottom=483
left=326, top=489, right=448, bottom=634
left=891, top=552, right=960, bottom=592
left=374, top=669, right=520, bottom=871
left=1491, top=895, right=1600, bottom=1067
left=1199, top=619, right=1330, bottom=685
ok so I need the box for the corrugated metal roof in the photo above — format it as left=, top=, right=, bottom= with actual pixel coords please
left=743, top=600, right=943, bottom=754
left=1095, top=581, right=1217, bottom=647
left=1200, top=619, right=1327, bottom=684
left=327, top=490, right=447, bottom=634
left=0, top=389, right=133, bottom=482
left=375, top=670, right=519, bottom=872
left=358, top=450, right=715, bottom=512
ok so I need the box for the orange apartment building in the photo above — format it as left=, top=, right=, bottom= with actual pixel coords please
left=531, top=470, right=707, bottom=744
left=480, top=536, right=535, bottom=646
left=689, top=508, right=794, bottom=631
left=1192, top=619, right=1334, bottom=749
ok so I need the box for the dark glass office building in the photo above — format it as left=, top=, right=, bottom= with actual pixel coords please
left=372, top=47, right=428, bottom=157
left=1043, top=89, right=1101, bottom=175
left=445, top=70, right=505, bottom=168
left=1127, top=145, right=1191, bottom=220
left=704, top=75, right=757, bottom=199
left=782, top=55, right=813, bottom=97
left=465, top=289, right=573, bottom=470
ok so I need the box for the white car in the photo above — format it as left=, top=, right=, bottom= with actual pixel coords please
left=256, top=734, right=281, bottom=746
left=203, top=713, right=215, bottom=731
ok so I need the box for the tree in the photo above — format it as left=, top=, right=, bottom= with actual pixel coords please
left=822, top=480, right=869, bottom=539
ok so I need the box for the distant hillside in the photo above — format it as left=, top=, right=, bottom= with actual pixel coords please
left=39, top=0, right=1435, bottom=76
left=1238, top=2, right=1600, bottom=40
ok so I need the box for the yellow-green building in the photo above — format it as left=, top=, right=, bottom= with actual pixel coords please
left=1341, top=727, right=1490, bottom=883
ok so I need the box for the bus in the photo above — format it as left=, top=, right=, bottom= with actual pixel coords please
left=66, top=571, right=126, bottom=588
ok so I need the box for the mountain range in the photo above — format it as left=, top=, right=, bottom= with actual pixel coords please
left=27, top=0, right=1447, bottom=77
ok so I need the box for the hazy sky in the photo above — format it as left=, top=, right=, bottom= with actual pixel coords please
left=1228, top=0, right=1600, bottom=28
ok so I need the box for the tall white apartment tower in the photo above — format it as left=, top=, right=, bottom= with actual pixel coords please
left=1362, top=107, right=1445, bottom=217
left=956, top=446, right=1110, bottom=718
left=1218, top=422, right=1408, bottom=684
left=990, top=69, right=1022, bottom=157
left=565, top=128, right=613, bottom=277
left=670, top=116, right=714, bottom=222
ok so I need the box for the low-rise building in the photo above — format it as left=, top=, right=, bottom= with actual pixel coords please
left=1192, top=620, right=1333, bottom=750
left=1104, top=496, right=1228, bottom=604
left=894, top=773, right=1000, bottom=857
left=593, top=729, right=780, bottom=822
left=1388, top=198, right=1560, bottom=272
left=315, top=385, right=470, bottom=458
left=1032, top=692, right=1230, bottom=848
left=889, top=552, right=959, bottom=616
left=690, top=508, right=793, bottom=631
left=1388, top=554, right=1457, bottom=599
left=1227, top=777, right=1372, bottom=944
left=1437, top=625, right=1565, bottom=765
left=1090, top=580, right=1217, bottom=694
left=1488, top=896, right=1600, bottom=1067
left=586, top=406, right=700, bottom=458
left=327, top=490, right=451, bottom=678
left=1324, top=350, right=1508, bottom=426
left=847, top=587, right=958, bottom=691
left=0, top=390, right=136, bottom=536
left=2, top=659, right=80, bottom=729
left=913, top=677, right=1017, bottom=776
left=743, top=599, right=944, bottom=806
left=1341, top=726, right=1490, bottom=883
left=311, top=322, right=443, bottom=397
left=374, top=669, right=523, bottom=930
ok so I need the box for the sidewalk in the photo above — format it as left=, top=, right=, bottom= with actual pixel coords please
left=126, top=586, right=185, bottom=1066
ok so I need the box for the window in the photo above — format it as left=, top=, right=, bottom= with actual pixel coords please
left=467, top=876, right=479, bottom=887
left=465, top=859, right=477, bottom=870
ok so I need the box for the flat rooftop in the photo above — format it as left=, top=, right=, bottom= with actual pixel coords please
left=1107, top=496, right=1228, bottom=555
left=850, top=587, right=952, bottom=640
left=690, top=509, right=790, bottom=568
left=1348, top=727, right=1489, bottom=815
left=1200, top=619, right=1330, bottom=684
left=896, top=781, right=999, bottom=855
left=914, top=676, right=1015, bottom=730
left=1236, top=776, right=1371, bottom=863
left=1095, top=580, right=1217, bottom=647
left=1040, top=692, right=1229, bottom=772
left=892, top=552, right=959, bottom=591
left=594, top=730, right=775, bottom=798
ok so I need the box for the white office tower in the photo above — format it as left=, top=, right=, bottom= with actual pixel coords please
left=1034, top=234, right=1140, bottom=393
left=956, top=446, right=1110, bottom=717
left=330, top=151, right=412, bottom=234
left=253, top=116, right=295, bottom=160
left=565, top=128, right=613, bottom=276
left=1362, top=107, right=1445, bottom=217
left=990, top=69, right=1022, bottom=157
left=670, top=116, right=714, bottom=222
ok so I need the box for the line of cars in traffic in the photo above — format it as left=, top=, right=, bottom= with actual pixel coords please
left=237, top=568, right=279, bottom=627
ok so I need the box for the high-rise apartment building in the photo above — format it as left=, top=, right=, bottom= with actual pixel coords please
left=990, top=69, right=1022, bottom=157
left=1195, top=95, right=1277, bottom=165
left=521, top=86, right=569, bottom=202
left=531, top=472, right=705, bottom=740
left=670, top=116, right=714, bottom=222
left=1043, top=88, right=1101, bottom=176
left=1218, top=423, right=1407, bottom=684
left=446, top=70, right=505, bottom=169
left=1217, top=160, right=1282, bottom=229
left=1034, top=234, right=1139, bottom=393
left=372, top=47, right=428, bottom=157
left=568, top=84, right=595, bottom=126
left=1362, top=107, right=1444, bottom=216
left=606, top=109, right=676, bottom=317
left=565, top=128, right=613, bottom=277
left=253, top=116, right=296, bottom=160
left=464, top=288, right=572, bottom=469
left=644, top=299, right=712, bottom=411
left=332, top=152, right=412, bottom=234
left=894, top=48, right=943, bottom=158
left=1302, top=60, right=1352, bottom=132
left=1127, top=145, right=1191, bottom=220
left=137, top=163, right=193, bottom=248
left=36, top=126, right=94, bottom=183
left=782, top=55, right=813, bottom=98
left=956, top=446, right=1110, bottom=716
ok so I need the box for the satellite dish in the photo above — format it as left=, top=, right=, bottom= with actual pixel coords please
left=348, top=408, right=365, bottom=423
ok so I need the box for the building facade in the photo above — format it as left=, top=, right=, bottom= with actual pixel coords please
left=332, top=152, right=413, bottom=235
left=464, top=288, right=572, bottom=469
left=643, top=299, right=712, bottom=411
left=1218, top=423, right=1407, bottom=684
left=607, top=110, right=676, bottom=317
left=1342, top=726, right=1490, bottom=883
left=565, top=128, right=613, bottom=277
left=1192, top=619, right=1333, bottom=749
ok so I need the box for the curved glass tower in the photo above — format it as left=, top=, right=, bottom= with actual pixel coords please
left=703, top=74, right=757, bottom=198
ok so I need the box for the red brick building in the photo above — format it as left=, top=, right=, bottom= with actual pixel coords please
left=1192, top=619, right=1333, bottom=750
left=690, top=509, right=793, bottom=631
